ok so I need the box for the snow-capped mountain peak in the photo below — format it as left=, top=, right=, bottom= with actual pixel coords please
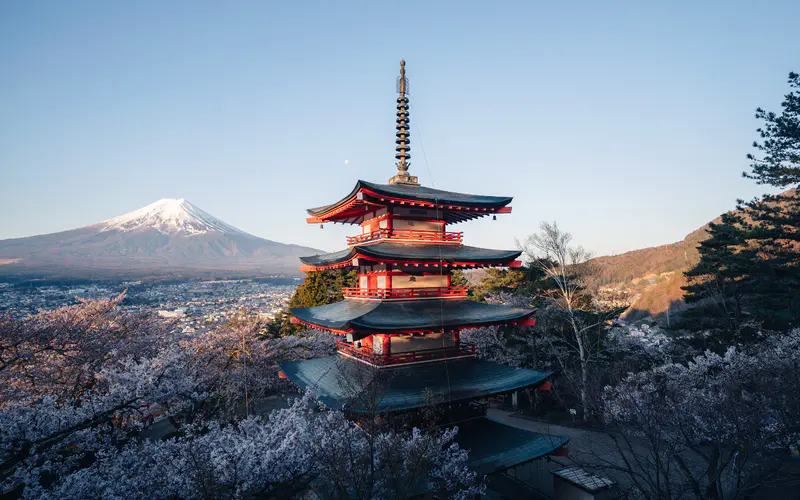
left=100, top=198, right=251, bottom=236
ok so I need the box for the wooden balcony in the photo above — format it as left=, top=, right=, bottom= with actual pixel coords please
left=343, top=286, right=468, bottom=300
left=346, top=228, right=463, bottom=245
left=336, top=341, right=477, bottom=367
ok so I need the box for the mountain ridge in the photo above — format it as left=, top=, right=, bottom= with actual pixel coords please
left=590, top=188, right=796, bottom=323
left=0, top=199, right=320, bottom=281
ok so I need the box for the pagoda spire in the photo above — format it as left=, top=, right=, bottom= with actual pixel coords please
left=388, top=59, right=420, bottom=186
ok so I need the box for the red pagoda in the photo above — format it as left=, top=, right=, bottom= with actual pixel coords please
left=280, top=61, right=568, bottom=477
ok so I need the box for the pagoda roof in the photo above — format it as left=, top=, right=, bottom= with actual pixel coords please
left=278, top=355, right=552, bottom=413
left=455, top=418, right=570, bottom=475
left=306, top=180, right=513, bottom=224
left=299, top=242, right=521, bottom=270
left=290, top=298, right=534, bottom=333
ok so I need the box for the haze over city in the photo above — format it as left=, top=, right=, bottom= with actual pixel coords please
left=2, top=1, right=798, bottom=255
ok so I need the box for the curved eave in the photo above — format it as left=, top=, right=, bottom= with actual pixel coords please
left=299, top=243, right=522, bottom=271
left=278, top=356, right=553, bottom=413
left=456, top=418, right=570, bottom=475
left=290, top=298, right=536, bottom=334
left=306, top=180, right=513, bottom=225
left=300, top=247, right=356, bottom=267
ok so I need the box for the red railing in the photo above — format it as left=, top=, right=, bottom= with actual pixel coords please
left=346, top=228, right=463, bottom=245
left=336, top=341, right=477, bottom=366
left=343, top=286, right=468, bottom=299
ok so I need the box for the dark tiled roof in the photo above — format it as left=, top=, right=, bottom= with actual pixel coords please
left=299, top=248, right=354, bottom=267
left=307, top=180, right=513, bottom=216
left=455, top=418, right=570, bottom=475
left=552, top=466, right=615, bottom=492
left=291, top=298, right=534, bottom=332
left=299, top=242, right=521, bottom=267
left=278, top=355, right=552, bottom=413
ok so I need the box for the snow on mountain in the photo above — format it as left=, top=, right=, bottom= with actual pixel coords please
left=100, top=198, right=251, bottom=236
left=0, top=199, right=320, bottom=279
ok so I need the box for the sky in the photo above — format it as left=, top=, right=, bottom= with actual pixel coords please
left=1, top=0, right=798, bottom=255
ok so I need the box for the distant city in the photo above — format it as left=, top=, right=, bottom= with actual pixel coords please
left=0, top=280, right=298, bottom=332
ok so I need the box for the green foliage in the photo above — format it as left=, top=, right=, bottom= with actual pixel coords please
left=683, top=72, right=800, bottom=347
left=682, top=211, right=757, bottom=344
left=449, top=269, right=469, bottom=288
left=266, top=269, right=357, bottom=337
left=470, top=268, right=525, bottom=301
left=469, top=265, right=548, bottom=302
left=744, top=72, right=800, bottom=188
left=288, top=269, right=356, bottom=309
left=741, top=193, right=800, bottom=322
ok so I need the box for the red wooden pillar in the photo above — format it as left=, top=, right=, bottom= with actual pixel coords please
left=454, top=329, right=460, bottom=348
left=383, top=334, right=391, bottom=359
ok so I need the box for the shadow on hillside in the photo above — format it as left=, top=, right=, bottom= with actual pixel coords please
left=623, top=299, right=688, bottom=325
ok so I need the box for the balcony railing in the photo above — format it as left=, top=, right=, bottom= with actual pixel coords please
left=346, top=228, right=463, bottom=245
left=336, top=341, right=477, bottom=367
left=343, top=286, right=468, bottom=299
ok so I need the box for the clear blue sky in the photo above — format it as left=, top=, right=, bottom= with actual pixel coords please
left=1, top=0, right=797, bottom=255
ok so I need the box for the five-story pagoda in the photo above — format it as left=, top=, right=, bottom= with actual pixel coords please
left=280, top=61, right=568, bottom=477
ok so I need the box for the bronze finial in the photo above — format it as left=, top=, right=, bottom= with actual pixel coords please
left=389, top=59, right=419, bottom=186
left=399, top=59, right=406, bottom=96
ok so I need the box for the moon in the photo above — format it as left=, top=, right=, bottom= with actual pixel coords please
left=344, top=159, right=349, bottom=165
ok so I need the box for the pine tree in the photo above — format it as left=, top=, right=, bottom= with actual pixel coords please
left=741, top=71, right=800, bottom=329
left=682, top=211, right=756, bottom=344
left=743, top=192, right=800, bottom=327
left=266, top=269, right=357, bottom=337
left=683, top=72, right=800, bottom=344
left=744, top=72, right=800, bottom=188
left=469, top=268, right=526, bottom=301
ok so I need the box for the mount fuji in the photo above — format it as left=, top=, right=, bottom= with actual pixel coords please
left=0, top=199, right=321, bottom=281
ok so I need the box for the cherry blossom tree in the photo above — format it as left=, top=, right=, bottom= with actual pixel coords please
left=32, top=393, right=482, bottom=500
left=180, top=313, right=335, bottom=420
left=0, top=293, right=166, bottom=403
left=601, top=330, right=800, bottom=499
left=1, top=297, right=480, bottom=499
left=0, top=298, right=335, bottom=495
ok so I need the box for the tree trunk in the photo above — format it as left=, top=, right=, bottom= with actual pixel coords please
left=581, top=357, right=589, bottom=421
left=574, top=322, right=589, bottom=421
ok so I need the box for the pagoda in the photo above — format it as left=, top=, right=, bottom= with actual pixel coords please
left=280, top=61, right=568, bottom=478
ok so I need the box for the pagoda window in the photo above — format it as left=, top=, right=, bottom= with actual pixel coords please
left=376, top=275, right=387, bottom=288
left=392, top=274, right=448, bottom=289
left=391, top=332, right=456, bottom=353
left=392, top=206, right=439, bottom=219
left=392, top=218, right=443, bottom=233
left=359, top=275, right=368, bottom=288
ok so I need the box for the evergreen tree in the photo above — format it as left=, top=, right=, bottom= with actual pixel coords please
left=469, top=268, right=525, bottom=301
left=287, top=269, right=356, bottom=309
left=682, top=211, right=757, bottom=345
left=266, top=269, right=357, bottom=337
left=739, top=71, right=800, bottom=330
left=744, top=72, right=800, bottom=188
left=683, top=72, right=800, bottom=344
left=467, top=265, right=549, bottom=302
left=743, top=192, right=800, bottom=327
left=449, top=269, right=469, bottom=288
